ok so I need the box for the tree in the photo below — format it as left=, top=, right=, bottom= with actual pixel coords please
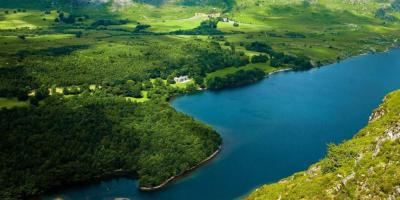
left=17, top=35, right=26, bottom=40
left=245, top=41, right=273, bottom=53
left=130, top=84, right=143, bottom=98
left=392, top=0, right=400, bottom=11
left=62, top=15, right=76, bottom=24
left=270, top=58, right=283, bottom=67
left=200, top=19, right=218, bottom=29
left=75, top=31, right=83, bottom=38
left=193, top=75, right=204, bottom=86
left=375, top=8, right=386, bottom=18
left=59, top=12, right=64, bottom=20
left=143, top=80, right=153, bottom=90
left=302, top=0, right=311, bottom=8
left=167, top=75, right=176, bottom=84
left=251, top=54, right=269, bottom=63
left=17, top=92, right=29, bottom=101
left=153, top=78, right=165, bottom=87
left=35, top=87, right=49, bottom=100
left=29, top=96, right=39, bottom=106
left=134, top=24, right=151, bottom=32
left=186, top=83, right=197, bottom=92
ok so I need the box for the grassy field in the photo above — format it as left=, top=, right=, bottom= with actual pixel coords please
left=0, top=97, right=28, bottom=109
left=0, top=0, right=399, bottom=104
left=126, top=91, right=150, bottom=103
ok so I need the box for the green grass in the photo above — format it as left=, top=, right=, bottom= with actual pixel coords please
left=218, top=21, right=271, bottom=33
left=0, top=9, right=57, bottom=29
left=0, top=97, right=28, bottom=109
left=171, top=79, right=194, bottom=89
left=126, top=91, right=150, bottom=103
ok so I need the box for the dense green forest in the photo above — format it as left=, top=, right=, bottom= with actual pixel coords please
left=1, top=0, right=400, bottom=199
left=247, top=90, right=400, bottom=199
left=206, top=68, right=265, bottom=90
left=0, top=94, right=221, bottom=198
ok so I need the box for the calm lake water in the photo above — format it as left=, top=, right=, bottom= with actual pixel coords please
left=45, top=49, right=400, bottom=200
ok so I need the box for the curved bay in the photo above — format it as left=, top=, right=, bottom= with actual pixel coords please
left=45, top=49, right=400, bottom=200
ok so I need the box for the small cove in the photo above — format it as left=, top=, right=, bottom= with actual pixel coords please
left=45, top=49, right=400, bottom=200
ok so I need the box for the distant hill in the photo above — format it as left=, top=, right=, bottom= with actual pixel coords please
left=0, top=0, right=398, bottom=17
left=247, top=90, right=400, bottom=199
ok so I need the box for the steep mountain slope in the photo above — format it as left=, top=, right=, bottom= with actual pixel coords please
left=247, top=90, right=400, bottom=199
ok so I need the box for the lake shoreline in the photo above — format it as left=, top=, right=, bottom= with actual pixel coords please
left=162, top=46, right=400, bottom=195
left=42, top=46, right=400, bottom=200
left=139, top=145, right=222, bottom=191
left=40, top=146, right=222, bottom=198
left=38, top=169, right=138, bottom=200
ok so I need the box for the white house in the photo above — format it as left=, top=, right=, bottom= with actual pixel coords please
left=174, top=75, right=189, bottom=83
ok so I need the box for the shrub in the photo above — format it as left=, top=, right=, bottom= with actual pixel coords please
left=134, top=24, right=151, bottom=32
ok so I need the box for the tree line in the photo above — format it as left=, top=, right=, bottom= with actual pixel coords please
left=207, top=68, right=265, bottom=90
left=245, top=41, right=313, bottom=70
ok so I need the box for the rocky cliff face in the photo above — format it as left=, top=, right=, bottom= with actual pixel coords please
left=247, top=90, right=400, bottom=200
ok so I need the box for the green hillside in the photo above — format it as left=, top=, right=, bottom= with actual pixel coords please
left=248, top=90, right=400, bottom=199
left=1, top=0, right=400, bottom=199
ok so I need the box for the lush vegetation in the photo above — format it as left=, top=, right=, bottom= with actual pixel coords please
left=245, top=41, right=313, bottom=70
left=172, top=18, right=223, bottom=35
left=207, top=68, right=265, bottom=90
left=248, top=90, right=400, bottom=199
left=1, top=0, right=400, bottom=199
left=0, top=95, right=221, bottom=199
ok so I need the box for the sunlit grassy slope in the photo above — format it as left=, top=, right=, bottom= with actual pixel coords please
left=247, top=90, right=400, bottom=199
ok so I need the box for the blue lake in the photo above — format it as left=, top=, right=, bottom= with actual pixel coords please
left=45, top=49, right=400, bottom=200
